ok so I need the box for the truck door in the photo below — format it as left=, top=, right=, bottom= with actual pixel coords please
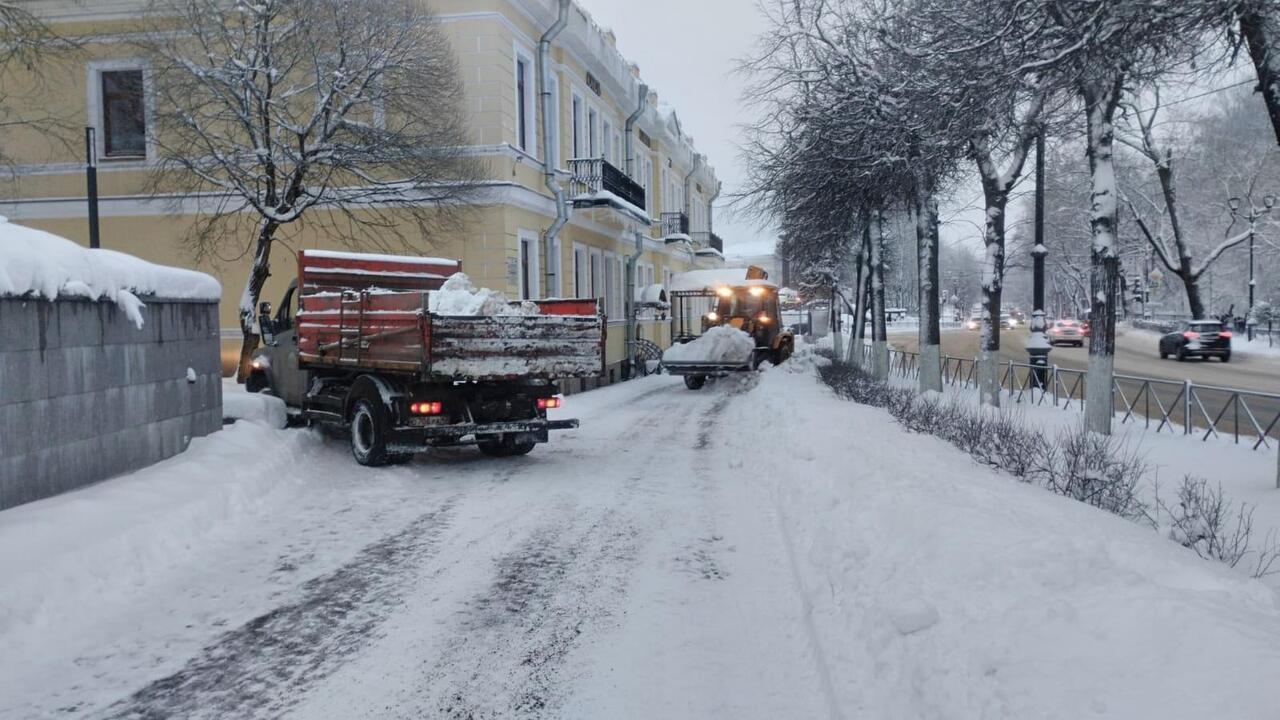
left=264, top=282, right=307, bottom=407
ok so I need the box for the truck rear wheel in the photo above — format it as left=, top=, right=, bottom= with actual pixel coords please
left=350, top=398, right=392, bottom=467
left=684, top=375, right=706, bottom=390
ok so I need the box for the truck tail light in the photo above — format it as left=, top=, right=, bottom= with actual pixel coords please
left=1182, top=331, right=1200, bottom=340
left=1220, top=331, right=1233, bottom=338
left=410, top=401, right=443, bottom=415
left=537, top=397, right=561, bottom=410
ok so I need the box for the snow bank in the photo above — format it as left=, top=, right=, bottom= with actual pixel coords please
left=662, top=325, right=755, bottom=364
left=222, top=379, right=288, bottom=428
left=428, top=272, right=538, bottom=316
left=0, top=217, right=220, bottom=327
left=0, top=421, right=319, bottom=659
left=711, top=364, right=1280, bottom=719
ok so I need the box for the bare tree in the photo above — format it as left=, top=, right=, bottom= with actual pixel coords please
left=140, top=0, right=486, bottom=380
left=1118, top=87, right=1264, bottom=320
left=0, top=3, right=74, bottom=168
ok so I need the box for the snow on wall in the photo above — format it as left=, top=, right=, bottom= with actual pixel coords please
left=0, top=217, right=220, bottom=328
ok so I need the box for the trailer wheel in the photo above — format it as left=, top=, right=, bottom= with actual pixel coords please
left=684, top=375, right=706, bottom=390
left=349, top=398, right=392, bottom=467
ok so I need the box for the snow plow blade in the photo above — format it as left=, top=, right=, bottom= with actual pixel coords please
left=662, top=360, right=753, bottom=376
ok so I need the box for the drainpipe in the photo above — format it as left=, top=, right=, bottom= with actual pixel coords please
left=625, top=83, right=649, bottom=178
left=623, top=83, right=649, bottom=379
left=539, top=0, right=571, bottom=258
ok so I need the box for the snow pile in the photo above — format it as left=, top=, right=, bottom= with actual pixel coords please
left=222, top=379, right=288, bottom=428
left=662, top=325, right=755, bottom=364
left=0, top=216, right=220, bottom=327
left=428, top=272, right=538, bottom=316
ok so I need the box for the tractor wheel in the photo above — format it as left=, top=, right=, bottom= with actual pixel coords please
left=684, top=375, right=706, bottom=390
left=1176, top=346, right=1187, bottom=362
left=245, top=371, right=268, bottom=394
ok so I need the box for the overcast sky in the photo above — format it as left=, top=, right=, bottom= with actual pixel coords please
left=579, top=0, right=777, bottom=258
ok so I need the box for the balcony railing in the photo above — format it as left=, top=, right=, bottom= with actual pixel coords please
left=568, top=157, right=646, bottom=213
left=659, top=212, right=689, bottom=237
left=688, top=231, right=724, bottom=254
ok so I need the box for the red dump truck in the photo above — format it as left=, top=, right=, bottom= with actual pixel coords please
left=246, top=250, right=604, bottom=465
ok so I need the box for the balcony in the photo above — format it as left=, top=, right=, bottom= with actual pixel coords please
left=709, top=231, right=724, bottom=253
left=568, top=157, right=647, bottom=219
left=659, top=212, right=689, bottom=238
left=688, top=231, right=724, bottom=254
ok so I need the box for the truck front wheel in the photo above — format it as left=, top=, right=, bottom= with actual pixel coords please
left=350, top=398, right=393, bottom=467
left=684, top=375, right=706, bottom=390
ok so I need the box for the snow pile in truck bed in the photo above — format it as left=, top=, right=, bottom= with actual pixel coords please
left=0, top=217, right=220, bottom=327
left=662, top=325, right=755, bottom=364
left=428, top=272, right=538, bottom=316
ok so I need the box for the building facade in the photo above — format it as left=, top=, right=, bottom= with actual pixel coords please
left=0, top=0, right=727, bottom=381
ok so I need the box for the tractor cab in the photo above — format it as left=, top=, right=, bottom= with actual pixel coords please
left=668, top=266, right=794, bottom=367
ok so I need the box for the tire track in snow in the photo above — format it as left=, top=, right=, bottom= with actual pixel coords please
left=94, top=498, right=460, bottom=720
left=408, top=386, right=715, bottom=719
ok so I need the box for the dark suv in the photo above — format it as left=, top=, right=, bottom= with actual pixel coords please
left=1158, top=320, right=1233, bottom=362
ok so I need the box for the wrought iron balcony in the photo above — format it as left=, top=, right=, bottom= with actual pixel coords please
left=568, top=157, right=646, bottom=215
left=688, top=231, right=724, bottom=254
left=659, top=212, right=689, bottom=237
left=709, top=231, right=723, bottom=253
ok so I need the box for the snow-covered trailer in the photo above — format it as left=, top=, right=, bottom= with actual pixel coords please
left=250, top=250, right=604, bottom=465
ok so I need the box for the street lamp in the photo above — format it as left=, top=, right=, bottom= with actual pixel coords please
left=1027, top=130, right=1050, bottom=388
left=1228, top=193, right=1275, bottom=339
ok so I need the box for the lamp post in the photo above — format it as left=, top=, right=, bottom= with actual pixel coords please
left=1228, top=193, right=1276, bottom=340
left=85, top=127, right=100, bottom=250
left=1027, top=131, right=1050, bottom=388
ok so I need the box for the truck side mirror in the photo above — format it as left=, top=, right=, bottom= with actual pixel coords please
left=259, top=301, right=275, bottom=346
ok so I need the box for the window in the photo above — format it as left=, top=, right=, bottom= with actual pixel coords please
left=587, top=107, right=598, bottom=157
left=571, top=93, right=583, bottom=158
left=602, top=120, right=612, bottom=165
left=590, top=248, right=603, bottom=299
left=515, top=54, right=531, bottom=152
left=604, top=253, right=617, bottom=318
left=518, top=232, right=540, bottom=300
left=101, top=69, right=146, bottom=158
left=613, top=131, right=622, bottom=167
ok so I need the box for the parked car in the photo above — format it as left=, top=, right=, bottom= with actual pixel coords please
left=1158, top=320, right=1232, bottom=362
left=1048, top=319, right=1084, bottom=347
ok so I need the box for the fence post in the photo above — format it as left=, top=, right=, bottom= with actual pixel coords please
left=1052, top=365, right=1059, bottom=406
left=1183, top=379, right=1193, bottom=435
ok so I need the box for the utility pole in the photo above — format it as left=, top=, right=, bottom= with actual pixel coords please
left=1027, top=131, right=1050, bottom=388
left=85, top=127, right=100, bottom=250
left=1228, top=193, right=1275, bottom=339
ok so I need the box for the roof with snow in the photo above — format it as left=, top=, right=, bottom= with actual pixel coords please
left=668, top=268, right=778, bottom=293
left=0, top=217, right=220, bottom=324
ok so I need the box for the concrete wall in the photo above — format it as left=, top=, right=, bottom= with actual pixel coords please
left=0, top=297, right=222, bottom=510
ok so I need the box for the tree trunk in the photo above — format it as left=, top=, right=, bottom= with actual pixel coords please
left=849, top=226, right=870, bottom=367
left=978, top=189, right=1007, bottom=408
left=1184, top=276, right=1206, bottom=320
left=1081, top=75, right=1123, bottom=435
left=871, top=208, right=890, bottom=381
left=236, top=218, right=279, bottom=382
left=1240, top=3, right=1280, bottom=147
left=915, top=171, right=943, bottom=393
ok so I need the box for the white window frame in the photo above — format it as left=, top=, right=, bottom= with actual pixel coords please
left=573, top=243, right=590, bottom=297
left=571, top=91, right=584, bottom=159
left=513, top=44, right=537, bottom=157
left=87, top=58, right=154, bottom=162
left=518, top=229, right=540, bottom=300
left=548, top=76, right=560, bottom=167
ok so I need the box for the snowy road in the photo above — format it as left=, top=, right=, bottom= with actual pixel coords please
left=5, top=353, right=1280, bottom=719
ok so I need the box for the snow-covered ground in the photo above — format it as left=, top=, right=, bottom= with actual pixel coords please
left=3, top=355, right=1280, bottom=718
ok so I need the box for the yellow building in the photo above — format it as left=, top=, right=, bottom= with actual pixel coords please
left=0, top=0, right=727, bottom=383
